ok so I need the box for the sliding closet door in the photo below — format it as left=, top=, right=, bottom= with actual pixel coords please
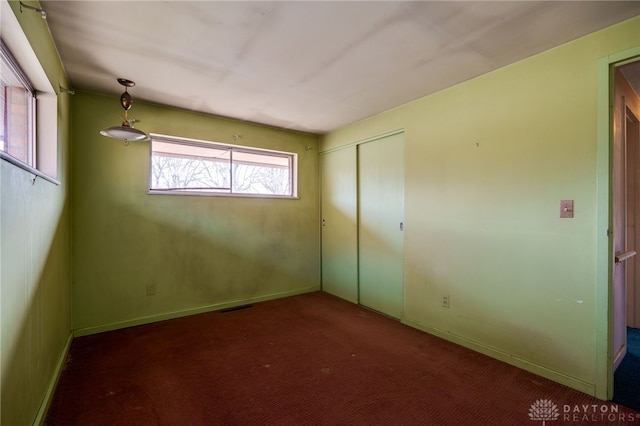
left=358, top=133, right=404, bottom=318
left=320, top=147, right=358, bottom=303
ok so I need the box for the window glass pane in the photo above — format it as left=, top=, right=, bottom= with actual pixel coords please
left=151, top=141, right=231, bottom=191
left=4, top=86, right=31, bottom=163
left=232, top=151, right=291, bottom=195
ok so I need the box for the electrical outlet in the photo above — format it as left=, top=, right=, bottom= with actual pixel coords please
left=146, top=283, right=156, bottom=296
left=442, top=295, right=450, bottom=308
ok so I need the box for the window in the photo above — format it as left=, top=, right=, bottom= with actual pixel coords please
left=1, top=1, right=58, bottom=182
left=150, top=134, right=298, bottom=198
left=1, top=42, right=36, bottom=167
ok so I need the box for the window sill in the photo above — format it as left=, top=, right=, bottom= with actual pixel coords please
left=148, top=189, right=299, bottom=200
left=1, top=151, right=60, bottom=185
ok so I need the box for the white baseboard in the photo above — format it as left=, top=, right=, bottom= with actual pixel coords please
left=401, top=317, right=597, bottom=398
left=32, top=332, right=73, bottom=426
left=73, top=286, right=320, bottom=337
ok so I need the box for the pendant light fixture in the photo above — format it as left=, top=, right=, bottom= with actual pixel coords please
left=100, top=78, right=149, bottom=145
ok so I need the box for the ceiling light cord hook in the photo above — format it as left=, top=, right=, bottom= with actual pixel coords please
left=59, top=85, right=75, bottom=95
left=19, top=1, right=47, bottom=19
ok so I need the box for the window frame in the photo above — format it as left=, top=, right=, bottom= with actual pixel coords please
left=148, top=133, right=299, bottom=199
left=1, top=41, right=37, bottom=168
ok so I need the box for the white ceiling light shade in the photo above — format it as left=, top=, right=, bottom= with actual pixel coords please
left=100, top=78, right=149, bottom=145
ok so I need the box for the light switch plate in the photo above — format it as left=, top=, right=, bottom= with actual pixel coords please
left=560, top=200, right=574, bottom=218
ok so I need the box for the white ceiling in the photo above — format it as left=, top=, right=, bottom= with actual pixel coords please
left=38, top=1, right=640, bottom=134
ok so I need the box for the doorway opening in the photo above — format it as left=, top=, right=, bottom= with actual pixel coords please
left=611, top=58, right=640, bottom=410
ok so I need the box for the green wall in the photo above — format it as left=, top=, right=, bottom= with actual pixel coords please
left=320, top=16, right=640, bottom=397
left=71, top=93, right=320, bottom=334
left=1, top=2, right=72, bottom=425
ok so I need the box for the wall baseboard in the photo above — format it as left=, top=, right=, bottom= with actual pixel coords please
left=73, top=286, right=320, bottom=337
left=401, top=317, right=597, bottom=398
left=32, top=332, right=73, bottom=426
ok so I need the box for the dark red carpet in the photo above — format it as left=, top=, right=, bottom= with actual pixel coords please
left=45, top=292, right=640, bottom=425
